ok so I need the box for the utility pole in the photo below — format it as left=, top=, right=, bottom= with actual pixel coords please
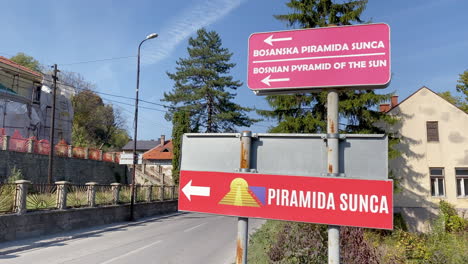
left=47, top=64, right=59, bottom=184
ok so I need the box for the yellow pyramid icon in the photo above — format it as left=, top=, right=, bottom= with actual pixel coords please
left=219, top=178, right=260, bottom=207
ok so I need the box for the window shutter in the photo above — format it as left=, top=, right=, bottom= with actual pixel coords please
left=426, top=121, right=439, bottom=142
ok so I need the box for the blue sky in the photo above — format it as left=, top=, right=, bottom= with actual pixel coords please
left=2, top=0, right=467, bottom=140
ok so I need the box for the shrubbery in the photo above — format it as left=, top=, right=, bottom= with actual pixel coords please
left=248, top=201, right=468, bottom=263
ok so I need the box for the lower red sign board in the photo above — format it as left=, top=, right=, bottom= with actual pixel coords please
left=178, top=170, right=393, bottom=230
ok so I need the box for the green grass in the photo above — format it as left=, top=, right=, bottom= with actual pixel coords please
left=247, top=220, right=284, bottom=264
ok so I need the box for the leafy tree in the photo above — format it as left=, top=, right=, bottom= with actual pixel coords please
left=71, top=90, right=129, bottom=150
left=58, top=71, right=96, bottom=91
left=439, top=91, right=468, bottom=113
left=163, top=28, right=258, bottom=132
left=456, top=70, right=468, bottom=101
left=9, top=52, right=42, bottom=72
left=171, top=111, right=190, bottom=184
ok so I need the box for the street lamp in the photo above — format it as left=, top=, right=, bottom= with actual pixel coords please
left=130, top=33, right=158, bottom=221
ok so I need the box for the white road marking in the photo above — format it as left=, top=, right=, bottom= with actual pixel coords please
left=100, top=240, right=162, bottom=264
left=183, top=223, right=206, bottom=233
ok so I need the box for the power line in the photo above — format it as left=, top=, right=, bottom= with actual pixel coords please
left=100, top=96, right=166, bottom=112
left=58, top=55, right=136, bottom=66
left=71, top=85, right=172, bottom=108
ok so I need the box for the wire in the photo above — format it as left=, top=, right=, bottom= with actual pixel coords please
left=71, top=85, right=172, bottom=109
left=100, top=96, right=166, bottom=112
left=58, top=56, right=136, bottom=66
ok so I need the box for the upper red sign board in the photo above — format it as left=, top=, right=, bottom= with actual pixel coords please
left=178, top=170, right=393, bottom=230
left=247, top=23, right=391, bottom=93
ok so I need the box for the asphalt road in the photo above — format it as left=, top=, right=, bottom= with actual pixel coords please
left=0, top=212, right=265, bottom=264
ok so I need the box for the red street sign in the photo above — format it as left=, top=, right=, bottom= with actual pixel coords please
left=247, top=23, right=391, bottom=93
left=179, top=170, right=393, bottom=230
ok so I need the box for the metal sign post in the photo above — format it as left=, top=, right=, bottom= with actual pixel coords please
left=327, top=90, right=340, bottom=263
left=237, top=131, right=251, bottom=264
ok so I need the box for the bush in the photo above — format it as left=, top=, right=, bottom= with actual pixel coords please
left=439, top=200, right=467, bottom=233
left=267, top=222, right=327, bottom=264
left=340, top=227, right=383, bottom=264
left=248, top=220, right=284, bottom=264
left=8, top=166, right=23, bottom=183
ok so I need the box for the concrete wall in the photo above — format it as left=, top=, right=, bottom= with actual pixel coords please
left=0, top=150, right=127, bottom=184
left=388, top=87, right=468, bottom=231
left=0, top=200, right=177, bottom=242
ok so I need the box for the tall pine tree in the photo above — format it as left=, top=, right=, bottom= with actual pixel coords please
left=171, top=110, right=190, bottom=184
left=259, top=0, right=394, bottom=135
left=163, top=28, right=257, bottom=132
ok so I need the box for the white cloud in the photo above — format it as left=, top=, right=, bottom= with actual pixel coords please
left=141, top=0, right=245, bottom=65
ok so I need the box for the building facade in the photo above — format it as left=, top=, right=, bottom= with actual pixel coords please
left=0, top=56, right=73, bottom=143
left=386, top=87, right=468, bottom=232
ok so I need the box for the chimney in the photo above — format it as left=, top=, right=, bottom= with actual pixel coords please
left=160, top=135, right=165, bottom=146
left=379, top=104, right=390, bottom=113
left=391, top=96, right=398, bottom=108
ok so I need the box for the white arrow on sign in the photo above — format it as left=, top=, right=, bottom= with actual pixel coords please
left=264, top=35, right=292, bottom=46
left=261, top=75, right=290, bottom=86
left=182, top=180, right=210, bottom=201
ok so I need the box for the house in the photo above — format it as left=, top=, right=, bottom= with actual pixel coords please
left=382, top=86, right=468, bottom=232
left=141, top=136, right=173, bottom=185
left=0, top=56, right=73, bottom=143
left=121, top=139, right=161, bottom=154
left=121, top=135, right=174, bottom=185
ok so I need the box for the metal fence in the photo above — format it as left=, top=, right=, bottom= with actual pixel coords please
left=55, top=143, right=69, bottom=157
left=66, top=185, right=88, bottom=208
left=34, top=140, right=50, bottom=155
left=1, top=181, right=178, bottom=215
left=119, top=185, right=132, bottom=204
left=0, top=129, right=119, bottom=163
left=95, top=185, right=114, bottom=206
left=0, top=183, right=16, bottom=214
left=26, top=184, right=57, bottom=210
left=89, top=149, right=101, bottom=160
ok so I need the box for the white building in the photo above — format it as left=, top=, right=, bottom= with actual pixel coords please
left=383, top=87, right=468, bottom=232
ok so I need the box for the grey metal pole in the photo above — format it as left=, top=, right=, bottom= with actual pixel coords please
left=237, top=131, right=251, bottom=264
left=327, top=90, right=340, bottom=264
left=130, top=33, right=158, bottom=221
left=47, top=64, right=59, bottom=184
left=130, top=39, right=145, bottom=221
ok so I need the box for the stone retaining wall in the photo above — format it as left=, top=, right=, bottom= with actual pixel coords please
left=0, top=200, right=177, bottom=242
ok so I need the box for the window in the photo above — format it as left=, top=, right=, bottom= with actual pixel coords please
left=426, top=121, right=439, bottom=142
left=430, top=168, right=445, bottom=197
left=456, top=168, right=468, bottom=197
left=32, top=83, right=41, bottom=104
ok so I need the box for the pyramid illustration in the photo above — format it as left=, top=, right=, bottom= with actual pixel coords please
left=219, top=178, right=261, bottom=207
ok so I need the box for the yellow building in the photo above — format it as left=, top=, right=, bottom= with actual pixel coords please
left=384, top=87, right=468, bottom=232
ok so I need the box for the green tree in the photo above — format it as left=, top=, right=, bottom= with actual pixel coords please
left=171, top=111, right=191, bottom=184
left=71, top=90, right=129, bottom=150
left=456, top=70, right=468, bottom=101
left=163, top=28, right=257, bottom=132
left=274, top=0, right=368, bottom=28
left=9, top=52, right=42, bottom=72
left=439, top=91, right=468, bottom=113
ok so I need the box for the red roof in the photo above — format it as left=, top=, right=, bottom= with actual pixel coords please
left=0, top=56, right=42, bottom=78
left=143, top=140, right=173, bottom=160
